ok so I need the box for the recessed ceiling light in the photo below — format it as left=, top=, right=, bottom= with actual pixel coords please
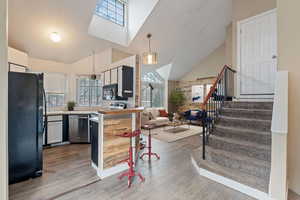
left=50, top=32, right=61, bottom=43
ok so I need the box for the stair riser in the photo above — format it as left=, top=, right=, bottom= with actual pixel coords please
left=224, top=102, right=273, bottom=110
left=208, top=151, right=270, bottom=179
left=220, top=110, right=272, bottom=120
left=213, top=128, right=271, bottom=145
left=209, top=138, right=271, bottom=162
left=218, top=118, right=271, bottom=132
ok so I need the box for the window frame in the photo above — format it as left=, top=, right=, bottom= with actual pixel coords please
left=141, top=72, right=165, bottom=108
left=46, top=93, right=65, bottom=108
left=95, top=0, right=126, bottom=27
left=76, top=77, right=102, bottom=107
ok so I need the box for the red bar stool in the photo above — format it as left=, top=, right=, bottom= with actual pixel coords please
left=140, top=124, right=160, bottom=160
left=117, top=130, right=145, bottom=188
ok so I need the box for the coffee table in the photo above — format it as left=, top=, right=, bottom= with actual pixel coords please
left=164, top=120, right=189, bottom=133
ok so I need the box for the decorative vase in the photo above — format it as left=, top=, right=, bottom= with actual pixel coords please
left=168, top=113, right=174, bottom=122
left=68, top=106, right=74, bottom=111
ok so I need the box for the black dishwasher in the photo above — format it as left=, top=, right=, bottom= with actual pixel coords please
left=69, top=115, right=90, bottom=143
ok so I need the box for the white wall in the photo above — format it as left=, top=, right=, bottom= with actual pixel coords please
left=277, top=0, right=300, bottom=194
left=181, top=44, right=226, bottom=81
left=28, top=57, right=71, bottom=73
left=127, top=0, right=159, bottom=42
left=71, top=48, right=112, bottom=74
left=112, top=48, right=132, bottom=63
left=0, top=0, right=8, bottom=199
left=88, top=15, right=128, bottom=46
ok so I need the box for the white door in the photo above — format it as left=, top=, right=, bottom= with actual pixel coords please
left=238, top=10, right=277, bottom=98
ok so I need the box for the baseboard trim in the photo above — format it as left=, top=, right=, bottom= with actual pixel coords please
left=97, top=163, right=128, bottom=179
left=191, top=157, right=273, bottom=200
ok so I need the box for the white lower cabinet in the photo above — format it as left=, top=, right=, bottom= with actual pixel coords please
left=47, top=116, right=63, bottom=144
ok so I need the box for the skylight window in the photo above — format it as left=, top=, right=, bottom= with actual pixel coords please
left=95, top=0, right=125, bottom=26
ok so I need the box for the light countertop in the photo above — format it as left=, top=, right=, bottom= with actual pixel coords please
left=97, top=107, right=144, bottom=115
left=46, top=110, right=98, bottom=116
left=46, top=107, right=144, bottom=116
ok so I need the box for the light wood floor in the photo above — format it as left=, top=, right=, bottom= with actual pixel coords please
left=9, top=135, right=300, bottom=200
left=9, top=144, right=100, bottom=200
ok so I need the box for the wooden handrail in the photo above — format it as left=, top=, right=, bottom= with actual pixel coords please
left=201, top=65, right=235, bottom=110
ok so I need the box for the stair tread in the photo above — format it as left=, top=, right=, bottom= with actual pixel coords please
left=221, top=107, right=273, bottom=113
left=222, top=107, right=272, bottom=111
left=192, top=148, right=269, bottom=193
left=224, top=101, right=273, bottom=105
left=219, top=115, right=271, bottom=123
left=223, top=101, right=273, bottom=110
left=209, top=135, right=271, bottom=151
left=206, top=146, right=270, bottom=167
left=214, top=124, right=271, bottom=135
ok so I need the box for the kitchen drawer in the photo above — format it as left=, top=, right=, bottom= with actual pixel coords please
left=48, top=115, right=63, bottom=121
left=47, top=121, right=63, bottom=144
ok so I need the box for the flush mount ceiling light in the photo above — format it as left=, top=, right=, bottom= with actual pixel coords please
left=142, top=33, right=158, bottom=65
left=50, top=32, right=61, bottom=43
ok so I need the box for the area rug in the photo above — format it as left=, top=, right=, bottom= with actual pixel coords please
left=142, top=125, right=201, bottom=143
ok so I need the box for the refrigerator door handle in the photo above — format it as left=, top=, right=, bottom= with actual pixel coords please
left=42, top=88, right=47, bottom=134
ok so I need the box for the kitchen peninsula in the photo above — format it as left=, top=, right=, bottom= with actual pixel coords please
left=43, top=55, right=142, bottom=180
left=90, top=107, right=144, bottom=179
left=89, top=55, right=142, bottom=179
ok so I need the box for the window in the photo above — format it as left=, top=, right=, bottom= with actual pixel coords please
left=95, top=0, right=125, bottom=26
left=141, top=72, right=165, bottom=108
left=77, top=77, right=102, bottom=106
left=47, top=93, right=65, bottom=108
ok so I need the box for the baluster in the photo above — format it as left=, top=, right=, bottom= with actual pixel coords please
left=202, top=109, right=206, bottom=160
left=222, top=76, right=225, bottom=106
left=218, top=79, right=221, bottom=113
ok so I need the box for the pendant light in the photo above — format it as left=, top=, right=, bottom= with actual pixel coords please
left=91, top=51, right=97, bottom=80
left=142, top=33, right=158, bottom=65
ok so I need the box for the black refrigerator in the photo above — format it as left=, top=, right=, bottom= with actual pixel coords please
left=8, top=72, right=46, bottom=184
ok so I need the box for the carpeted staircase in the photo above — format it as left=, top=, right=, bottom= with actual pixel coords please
left=192, top=101, right=273, bottom=193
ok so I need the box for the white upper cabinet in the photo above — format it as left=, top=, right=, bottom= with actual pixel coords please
left=117, top=67, right=123, bottom=97
left=8, top=47, right=28, bottom=67
left=44, top=73, right=67, bottom=93
left=104, top=71, right=111, bottom=85
left=9, top=63, right=27, bottom=72
left=111, top=68, right=118, bottom=84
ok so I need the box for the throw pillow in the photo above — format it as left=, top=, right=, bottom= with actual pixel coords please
left=191, top=110, right=198, bottom=116
left=159, top=109, right=168, bottom=117
left=148, top=112, right=154, bottom=120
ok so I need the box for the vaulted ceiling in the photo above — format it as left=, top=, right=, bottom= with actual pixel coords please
left=8, top=0, right=232, bottom=80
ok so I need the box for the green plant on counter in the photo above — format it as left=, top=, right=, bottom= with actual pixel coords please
left=67, top=101, right=76, bottom=111
left=169, top=89, right=185, bottom=110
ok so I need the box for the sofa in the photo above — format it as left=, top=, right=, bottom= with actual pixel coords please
left=141, top=108, right=169, bottom=128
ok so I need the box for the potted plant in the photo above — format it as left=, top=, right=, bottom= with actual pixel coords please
left=67, top=101, right=76, bottom=111
left=169, top=89, right=185, bottom=112
left=168, top=112, right=174, bottom=122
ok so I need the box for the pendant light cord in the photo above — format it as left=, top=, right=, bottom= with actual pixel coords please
left=147, top=33, right=152, bottom=53
left=148, top=37, right=151, bottom=53
left=92, top=51, right=95, bottom=74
